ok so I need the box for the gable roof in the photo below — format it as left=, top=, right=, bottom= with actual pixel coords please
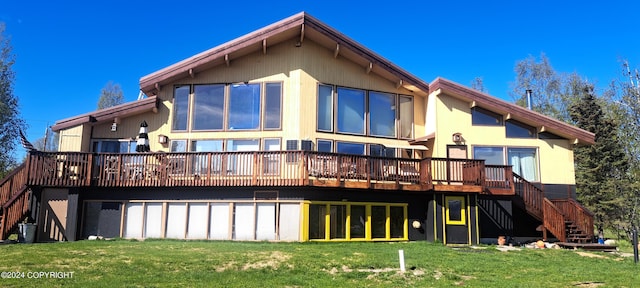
left=429, top=77, right=595, bottom=145
left=52, top=96, right=159, bottom=132
left=139, top=12, right=430, bottom=97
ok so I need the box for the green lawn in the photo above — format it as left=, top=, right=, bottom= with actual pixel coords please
left=0, top=239, right=637, bottom=287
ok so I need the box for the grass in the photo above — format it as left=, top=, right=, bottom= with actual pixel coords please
left=0, top=239, right=638, bottom=287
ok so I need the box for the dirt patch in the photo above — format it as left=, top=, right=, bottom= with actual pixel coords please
left=576, top=252, right=608, bottom=259
left=242, top=251, right=292, bottom=270
left=573, top=281, right=605, bottom=287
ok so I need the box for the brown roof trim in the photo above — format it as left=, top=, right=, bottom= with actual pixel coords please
left=52, top=96, right=159, bottom=132
left=139, top=12, right=429, bottom=96
left=429, top=78, right=595, bottom=145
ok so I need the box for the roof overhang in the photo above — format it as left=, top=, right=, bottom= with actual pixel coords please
left=52, top=96, right=159, bottom=132
left=139, top=12, right=429, bottom=97
left=429, top=78, right=595, bottom=145
left=408, top=132, right=435, bottom=146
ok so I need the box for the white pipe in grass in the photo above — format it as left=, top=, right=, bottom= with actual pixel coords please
left=398, top=249, right=406, bottom=272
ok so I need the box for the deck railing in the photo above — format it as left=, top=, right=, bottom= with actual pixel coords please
left=23, top=151, right=510, bottom=191
left=0, top=163, right=31, bottom=240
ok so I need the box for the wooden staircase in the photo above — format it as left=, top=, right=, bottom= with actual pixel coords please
left=0, top=163, right=32, bottom=240
left=513, top=173, right=594, bottom=243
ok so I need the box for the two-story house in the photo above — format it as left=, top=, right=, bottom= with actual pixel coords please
left=0, top=12, right=594, bottom=245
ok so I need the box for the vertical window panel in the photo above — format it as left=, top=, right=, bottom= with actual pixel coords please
left=256, top=203, right=276, bottom=240
left=144, top=203, right=163, bottom=238
left=389, top=206, right=404, bottom=238
left=264, top=83, right=282, bottom=129
left=399, top=95, right=413, bottom=138
left=228, top=83, right=261, bottom=130
left=193, top=84, right=224, bottom=130
left=317, top=140, right=332, bottom=152
left=209, top=203, right=230, bottom=240
left=124, top=203, right=143, bottom=239
left=279, top=203, right=300, bottom=241
left=371, top=206, right=387, bottom=239
left=309, top=204, right=326, bottom=239
left=350, top=205, right=366, bottom=239
left=187, top=203, right=209, bottom=239
left=330, top=205, right=347, bottom=239
left=234, top=203, right=255, bottom=240
left=369, top=91, right=396, bottom=137
left=317, top=85, right=333, bottom=131
left=166, top=203, right=187, bottom=239
left=172, top=85, right=190, bottom=131
left=337, top=87, right=365, bottom=134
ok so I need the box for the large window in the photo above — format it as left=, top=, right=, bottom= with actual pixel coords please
left=506, top=120, right=536, bottom=138
left=508, top=148, right=538, bottom=182
left=474, top=146, right=539, bottom=182
left=172, top=85, right=190, bottom=131
left=399, top=96, right=413, bottom=138
left=369, top=91, right=396, bottom=137
left=471, top=107, right=503, bottom=126
left=228, top=83, right=261, bottom=130
left=317, top=84, right=413, bottom=139
left=264, top=83, right=282, bottom=129
left=308, top=202, right=407, bottom=241
left=337, top=87, right=365, bottom=134
left=92, top=140, right=137, bottom=153
left=172, top=82, right=281, bottom=132
left=193, top=84, right=224, bottom=130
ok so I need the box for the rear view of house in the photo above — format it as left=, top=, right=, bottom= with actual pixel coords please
left=0, top=12, right=594, bottom=245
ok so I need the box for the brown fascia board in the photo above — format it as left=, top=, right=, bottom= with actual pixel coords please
left=429, top=77, right=595, bottom=145
left=51, top=96, right=159, bottom=132
left=139, top=12, right=429, bottom=96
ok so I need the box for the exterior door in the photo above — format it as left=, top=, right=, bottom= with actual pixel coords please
left=444, top=195, right=469, bottom=244
left=447, top=145, right=467, bottom=184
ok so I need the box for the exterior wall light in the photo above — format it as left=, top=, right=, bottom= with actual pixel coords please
left=158, top=134, right=168, bottom=144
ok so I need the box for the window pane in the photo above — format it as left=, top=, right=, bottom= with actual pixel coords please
left=191, top=140, right=223, bottom=175
left=191, top=140, right=223, bottom=152
left=447, top=200, right=462, bottom=221
left=264, top=139, right=280, bottom=151
left=193, top=84, right=224, bottom=130
left=317, top=140, right=332, bottom=152
left=371, top=206, right=386, bottom=238
left=317, top=85, right=333, bottom=131
left=399, top=96, right=413, bottom=138
left=172, top=85, right=190, bottom=131
left=227, top=139, right=260, bottom=151
left=506, top=120, right=536, bottom=138
left=508, top=148, right=538, bottom=181
left=336, top=142, right=365, bottom=155
left=471, top=107, right=503, bottom=126
left=350, top=205, right=366, bottom=238
left=389, top=206, right=404, bottom=238
left=228, top=83, right=261, bottom=130
left=369, top=92, right=396, bottom=137
left=309, top=204, right=326, bottom=239
left=474, top=147, right=504, bottom=165
left=330, top=205, right=346, bottom=239
left=264, top=83, right=282, bottom=129
left=170, top=140, right=187, bottom=152
left=337, top=87, right=365, bottom=134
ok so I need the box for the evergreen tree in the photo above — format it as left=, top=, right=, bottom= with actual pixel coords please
left=0, top=24, right=26, bottom=178
left=97, top=81, right=124, bottom=109
left=570, top=85, right=629, bottom=231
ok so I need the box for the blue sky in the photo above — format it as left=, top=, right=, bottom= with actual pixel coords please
left=2, top=0, right=640, bottom=151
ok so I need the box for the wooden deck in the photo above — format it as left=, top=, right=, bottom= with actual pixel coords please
left=22, top=151, right=516, bottom=194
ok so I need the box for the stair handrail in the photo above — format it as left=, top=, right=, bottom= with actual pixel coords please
left=543, top=198, right=566, bottom=242
left=513, top=173, right=544, bottom=220
left=0, top=162, right=30, bottom=240
left=551, top=198, right=594, bottom=241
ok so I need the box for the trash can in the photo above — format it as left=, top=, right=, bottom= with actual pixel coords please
left=17, top=223, right=36, bottom=243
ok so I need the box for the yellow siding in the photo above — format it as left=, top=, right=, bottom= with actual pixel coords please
left=432, top=92, right=575, bottom=185
left=58, top=124, right=91, bottom=152
left=143, top=38, right=426, bottom=151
